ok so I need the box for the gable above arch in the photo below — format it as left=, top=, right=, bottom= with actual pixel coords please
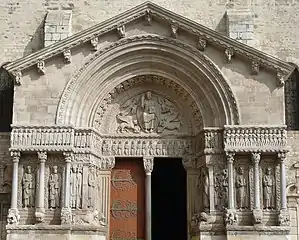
left=1, top=1, right=294, bottom=86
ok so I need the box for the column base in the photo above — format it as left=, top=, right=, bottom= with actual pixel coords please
left=278, top=209, right=290, bottom=226
left=252, top=209, right=263, bottom=224
left=224, top=208, right=238, bottom=226
left=61, top=207, right=72, bottom=224
left=7, top=208, right=20, bottom=225
left=35, top=208, right=45, bottom=223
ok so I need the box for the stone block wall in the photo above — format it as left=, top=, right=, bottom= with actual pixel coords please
left=0, top=0, right=299, bottom=65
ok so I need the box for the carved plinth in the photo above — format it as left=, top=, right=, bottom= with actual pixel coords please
left=7, top=208, right=20, bottom=225
left=252, top=209, right=263, bottom=225
left=35, top=209, right=45, bottom=223
left=278, top=209, right=290, bottom=226
left=224, top=208, right=238, bottom=226
left=61, top=207, right=72, bottom=224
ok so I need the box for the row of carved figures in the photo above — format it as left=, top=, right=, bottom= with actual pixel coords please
left=200, top=166, right=276, bottom=211
left=101, top=139, right=192, bottom=156
left=21, top=165, right=98, bottom=210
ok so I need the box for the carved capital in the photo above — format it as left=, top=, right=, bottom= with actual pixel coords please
left=251, top=61, right=260, bottom=75
left=226, top=152, right=235, bottom=163
left=37, top=60, right=45, bottom=75
left=90, top=37, right=99, bottom=51
left=170, top=24, right=179, bottom=38
left=37, top=151, right=47, bottom=163
left=251, top=152, right=261, bottom=164
left=100, top=156, right=115, bottom=170
left=182, top=157, right=197, bottom=169
left=11, top=71, right=22, bottom=85
left=143, top=157, right=154, bottom=174
left=11, top=151, right=20, bottom=163
left=63, top=152, right=73, bottom=163
left=144, top=10, right=152, bottom=25
left=117, top=25, right=126, bottom=39
left=225, top=47, right=234, bottom=63
left=278, top=152, right=287, bottom=163
left=63, top=49, right=71, bottom=63
left=197, top=38, right=207, bottom=51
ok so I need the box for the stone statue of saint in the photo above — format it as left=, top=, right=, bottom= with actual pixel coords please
left=263, top=167, right=274, bottom=210
left=70, top=165, right=83, bottom=209
left=22, top=166, right=35, bottom=208
left=203, top=168, right=210, bottom=211
left=88, top=168, right=96, bottom=209
left=139, top=91, right=157, bottom=133
left=235, top=166, right=247, bottom=209
left=48, top=166, right=61, bottom=209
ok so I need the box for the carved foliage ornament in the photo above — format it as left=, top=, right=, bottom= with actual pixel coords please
left=116, top=91, right=182, bottom=134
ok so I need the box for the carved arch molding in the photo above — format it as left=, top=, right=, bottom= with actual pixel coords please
left=56, top=35, right=240, bottom=135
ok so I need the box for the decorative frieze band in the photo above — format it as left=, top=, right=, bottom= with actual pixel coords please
left=10, top=125, right=288, bottom=155
left=224, top=125, right=287, bottom=153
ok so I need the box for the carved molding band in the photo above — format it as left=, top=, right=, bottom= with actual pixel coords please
left=224, top=125, right=287, bottom=153
left=9, top=125, right=288, bottom=155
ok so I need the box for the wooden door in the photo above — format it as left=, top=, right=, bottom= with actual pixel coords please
left=110, top=158, right=145, bottom=240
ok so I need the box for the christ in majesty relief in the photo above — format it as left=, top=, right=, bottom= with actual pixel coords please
left=138, top=91, right=157, bottom=133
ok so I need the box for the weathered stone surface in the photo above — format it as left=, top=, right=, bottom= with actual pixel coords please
left=0, top=1, right=299, bottom=240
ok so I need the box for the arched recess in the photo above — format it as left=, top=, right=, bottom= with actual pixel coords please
left=56, top=35, right=240, bottom=133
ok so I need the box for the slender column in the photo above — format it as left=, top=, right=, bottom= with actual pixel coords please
left=11, top=152, right=20, bottom=209
left=35, top=151, right=47, bottom=223
left=207, top=165, right=215, bottom=212
left=226, top=152, right=235, bottom=210
left=61, top=152, right=73, bottom=224
left=251, top=152, right=262, bottom=224
left=278, top=152, right=287, bottom=210
left=251, top=152, right=261, bottom=210
left=143, top=157, right=154, bottom=240
left=7, top=152, right=21, bottom=225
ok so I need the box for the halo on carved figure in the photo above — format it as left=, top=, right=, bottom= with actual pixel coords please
left=56, top=35, right=240, bottom=129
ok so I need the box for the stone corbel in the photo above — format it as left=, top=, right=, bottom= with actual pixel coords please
left=144, top=10, right=152, bottom=25
left=277, top=71, right=285, bottom=87
left=197, top=37, right=207, bottom=51
left=170, top=24, right=179, bottom=38
left=63, top=49, right=71, bottom=63
left=90, top=37, right=99, bottom=51
left=225, top=47, right=234, bottom=63
left=251, top=60, right=260, bottom=75
left=37, top=60, right=46, bottom=75
left=117, top=25, right=126, bottom=39
left=11, top=71, right=22, bottom=85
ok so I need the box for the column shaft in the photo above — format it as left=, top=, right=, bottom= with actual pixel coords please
left=252, top=153, right=261, bottom=210
left=279, top=153, right=287, bottom=210
left=64, top=156, right=71, bottom=208
left=226, top=153, right=235, bottom=209
left=11, top=152, right=20, bottom=209
left=143, top=157, right=154, bottom=240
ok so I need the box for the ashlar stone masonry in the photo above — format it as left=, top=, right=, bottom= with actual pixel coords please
left=0, top=2, right=299, bottom=240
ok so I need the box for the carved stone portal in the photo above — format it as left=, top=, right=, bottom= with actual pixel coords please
left=116, top=91, right=182, bottom=134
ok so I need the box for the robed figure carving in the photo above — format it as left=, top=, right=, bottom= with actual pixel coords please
left=70, top=165, right=83, bottom=209
left=22, top=166, right=35, bottom=208
left=48, top=166, right=61, bottom=209
left=263, top=167, right=274, bottom=210
left=137, top=91, right=157, bottom=133
left=201, top=168, right=210, bottom=211
left=88, top=167, right=96, bottom=209
left=235, top=166, right=247, bottom=209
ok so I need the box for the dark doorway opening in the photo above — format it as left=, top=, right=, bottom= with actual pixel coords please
left=152, top=158, right=187, bottom=240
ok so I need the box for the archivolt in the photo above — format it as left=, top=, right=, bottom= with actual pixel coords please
left=56, top=34, right=240, bottom=129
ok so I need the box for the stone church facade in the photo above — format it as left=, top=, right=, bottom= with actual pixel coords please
left=0, top=1, right=299, bottom=240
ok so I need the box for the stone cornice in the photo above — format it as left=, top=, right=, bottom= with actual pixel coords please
left=2, top=1, right=294, bottom=85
